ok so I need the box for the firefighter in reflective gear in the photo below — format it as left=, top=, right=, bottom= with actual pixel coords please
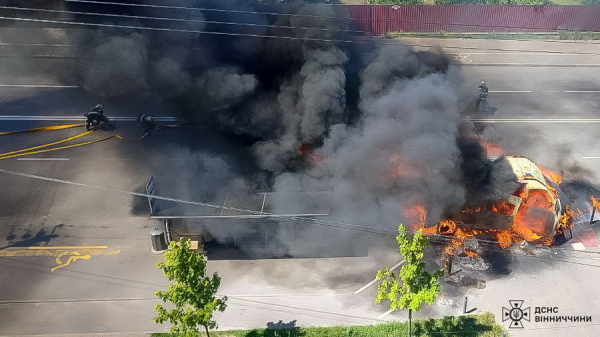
left=137, top=113, right=156, bottom=135
left=84, top=104, right=117, bottom=130
left=475, top=81, right=489, bottom=110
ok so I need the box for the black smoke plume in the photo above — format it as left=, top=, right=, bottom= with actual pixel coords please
left=2, top=0, right=523, bottom=256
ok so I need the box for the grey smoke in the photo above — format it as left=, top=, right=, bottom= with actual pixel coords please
left=4, top=1, right=520, bottom=258
left=80, top=33, right=149, bottom=97
left=195, top=66, right=258, bottom=109
left=270, top=44, right=468, bottom=254
left=251, top=5, right=349, bottom=172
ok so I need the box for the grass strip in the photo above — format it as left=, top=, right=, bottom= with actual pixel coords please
left=152, top=312, right=507, bottom=337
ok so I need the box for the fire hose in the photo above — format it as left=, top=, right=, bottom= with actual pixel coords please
left=0, top=123, right=83, bottom=135
left=0, top=125, right=122, bottom=160
left=0, top=119, right=188, bottom=159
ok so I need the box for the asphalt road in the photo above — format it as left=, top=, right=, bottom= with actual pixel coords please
left=1, top=36, right=600, bottom=337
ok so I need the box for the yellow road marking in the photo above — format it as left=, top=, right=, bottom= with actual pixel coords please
left=28, top=245, right=108, bottom=250
left=0, top=246, right=121, bottom=271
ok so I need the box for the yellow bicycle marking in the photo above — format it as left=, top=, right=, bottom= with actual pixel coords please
left=51, top=251, right=92, bottom=272
left=0, top=245, right=121, bottom=271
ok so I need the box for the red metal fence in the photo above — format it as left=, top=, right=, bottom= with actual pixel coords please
left=344, top=5, right=600, bottom=35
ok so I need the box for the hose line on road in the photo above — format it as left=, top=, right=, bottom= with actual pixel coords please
left=0, top=121, right=179, bottom=159
left=0, top=129, right=95, bottom=159
left=0, top=134, right=123, bottom=160
left=0, top=123, right=84, bottom=135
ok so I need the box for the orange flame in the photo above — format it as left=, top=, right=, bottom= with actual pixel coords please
left=402, top=203, right=428, bottom=233
left=389, top=153, right=422, bottom=178
left=438, top=220, right=456, bottom=235
left=511, top=190, right=555, bottom=244
left=481, top=141, right=504, bottom=157
left=557, top=205, right=581, bottom=236
left=591, top=196, right=600, bottom=211
left=538, top=165, right=563, bottom=186
left=495, top=231, right=513, bottom=249
left=464, top=250, right=479, bottom=258
left=442, top=236, right=464, bottom=256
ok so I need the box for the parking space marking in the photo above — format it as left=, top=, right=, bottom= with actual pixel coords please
left=470, top=118, right=600, bottom=123
left=377, top=309, right=395, bottom=319
left=0, top=84, right=81, bottom=88
left=353, top=259, right=405, bottom=295
left=0, top=245, right=120, bottom=271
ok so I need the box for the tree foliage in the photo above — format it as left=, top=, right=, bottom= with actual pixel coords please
left=375, top=224, right=443, bottom=312
left=154, top=238, right=227, bottom=337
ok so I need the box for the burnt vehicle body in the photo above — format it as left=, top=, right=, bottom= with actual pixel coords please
left=427, top=156, right=565, bottom=247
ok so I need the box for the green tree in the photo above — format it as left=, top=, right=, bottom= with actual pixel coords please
left=375, top=224, right=443, bottom=336
left=154, top=238, right=227, bottom=337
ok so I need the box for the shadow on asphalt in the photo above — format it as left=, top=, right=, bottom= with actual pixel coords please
left=244, top=319, right=304, bottom=337
left=0, top=224, right=64, bottom=250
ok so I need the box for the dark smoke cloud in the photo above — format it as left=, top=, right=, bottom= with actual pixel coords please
left=457, top=128, right=519, bottom=207
left=3, top=0, right=523, bottom=258
left=271, top=43, right=469, bottom=245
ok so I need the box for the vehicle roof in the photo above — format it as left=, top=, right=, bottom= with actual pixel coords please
left=505, top=156, right=547, bottom=188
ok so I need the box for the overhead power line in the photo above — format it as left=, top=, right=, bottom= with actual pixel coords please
left=63, top=0, right=348, bottom=20
left=0, top=15, right=357, bottom=44
left=0, top=5, right=362, bottom=34
left=1, top=165, right=599, bottom=266
left=3, top=5, right=600, bottom=56
left=3, top=13, right=600, bottom=57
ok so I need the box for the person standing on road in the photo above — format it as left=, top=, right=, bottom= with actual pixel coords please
left=475, top=81, right=489, bottom=110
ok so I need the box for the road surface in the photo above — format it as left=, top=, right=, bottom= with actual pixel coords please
left=1, top=32, right=600, bottom=336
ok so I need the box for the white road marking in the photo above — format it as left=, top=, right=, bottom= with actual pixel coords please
left=377, top=309, right=395, bottom=319
left=452, top=52, right=597, bottom=56
left=572, top=242, right=586, bottom=251
left=353, top=259, right=406, bottom=295
left=0, top=115, right=180, bottom=122
left=490, top=90, right=531, bottom=93
left=16, top=158, right=70, bottom=161
left=490, top=90, right=599, bottom=93
left=0, top=84, right=80, bottom=88
left=227, top=292, right=343, bottom=298
left=468, top=63, right=600, bottom=66
left=469, top=118, right=600, bottom=123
